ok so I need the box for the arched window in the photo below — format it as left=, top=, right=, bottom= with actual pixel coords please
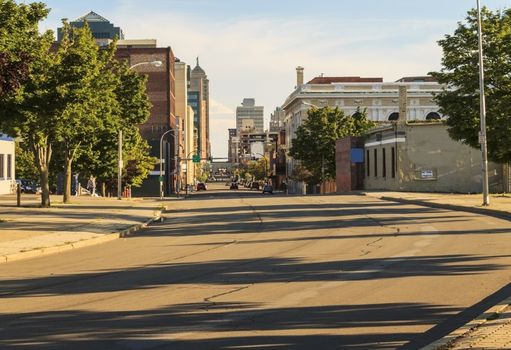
left=388, top=112, right=399, bottom=121
left=426, top=112, right=441, bottom=120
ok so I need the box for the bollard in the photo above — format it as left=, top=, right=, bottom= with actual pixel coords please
left=16, top=183, right=21, bottom=207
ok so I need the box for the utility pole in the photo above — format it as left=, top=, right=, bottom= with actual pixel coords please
left=477, top=0, right=490, bottom=206
left=117, top=130, right=122, bottom=200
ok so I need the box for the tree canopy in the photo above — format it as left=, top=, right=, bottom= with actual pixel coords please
left=0, top=0, right=50, bottom=96
left=289, top=106, right=374, bottom=184
left=0, top=10, right=154, bottom=206
left=431, top=7, right=511, bottom=164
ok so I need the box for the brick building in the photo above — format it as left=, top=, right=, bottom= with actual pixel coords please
left=116, top=43, right=177, bottom=196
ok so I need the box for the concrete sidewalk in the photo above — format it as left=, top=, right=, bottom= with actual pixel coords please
left=364, top=191, right=511, bottom=350
left=0, top=194, right=167, bottom=264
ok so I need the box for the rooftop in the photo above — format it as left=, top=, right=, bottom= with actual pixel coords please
left=73, top=11, right=110, bottom=23
left=307, top=76, right=383, bottom=84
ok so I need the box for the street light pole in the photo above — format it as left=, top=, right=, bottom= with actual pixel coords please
left=477, top=0, right=490, bottom=206
left=159, top=129, right=175, bottom=199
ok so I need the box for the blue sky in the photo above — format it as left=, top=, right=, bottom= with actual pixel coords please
left=37, top=0, right=510, bottom=157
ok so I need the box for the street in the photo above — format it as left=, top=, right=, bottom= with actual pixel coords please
left=2, top=184, right=511, bottom=349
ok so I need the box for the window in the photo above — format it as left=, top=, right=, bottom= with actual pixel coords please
left=0, top=154, right=4, bottom=179
left=373, top=149, right=378, bottom=177
left=426, top=112, right=441, bottom=120
left=391, top=147, right=396, bottom=178
left=382, top=148, right=386, bottom=178
left=7, top=154, right=12, bottom=179
left=366, top=150, right=370, bottom=176
left=388, top=112, right=399, bottom=121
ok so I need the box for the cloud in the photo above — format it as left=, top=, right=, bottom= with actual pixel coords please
left=209, top=98, right=234, bottom=116
left=73, top=5, right=452, bottom=157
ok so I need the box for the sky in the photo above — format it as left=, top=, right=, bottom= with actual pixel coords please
left=37, top=0, right=510, bottom=158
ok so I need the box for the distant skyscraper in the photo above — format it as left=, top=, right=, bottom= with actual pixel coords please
left=188, top=58, right=210, bottom=158
left=57, top=11, right=124, bottom=46
left=236, top=98, right=264, bottom=133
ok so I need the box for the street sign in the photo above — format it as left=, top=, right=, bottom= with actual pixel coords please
left=192, top=154, right=200, bottom=163
left=478, top=131, right=486, bottom=144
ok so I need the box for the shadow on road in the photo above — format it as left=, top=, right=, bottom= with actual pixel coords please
left=0, top=301, right=460, bottom=349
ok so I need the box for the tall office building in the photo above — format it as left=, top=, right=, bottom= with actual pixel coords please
left=236, top=98, right=264, bottom=133
left=58, top=11, right=124, bottom=46
left=188, top=58, right=210, bottom=159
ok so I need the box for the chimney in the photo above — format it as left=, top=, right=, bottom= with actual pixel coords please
left=398, top=85, right=407, bottom=125
left=296, top=66, right=304, bottom=87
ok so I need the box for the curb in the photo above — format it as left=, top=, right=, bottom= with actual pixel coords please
left=419, top=296, right=511, bottom=350
left=0, top=207, right=165, bottom=265
left=366, top=194, right=511, bottom=222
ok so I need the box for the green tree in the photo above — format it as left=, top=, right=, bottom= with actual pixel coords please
left=14, top=142, right=39, bottom=180
left=289, top=106, right=374, bottom=185
left=0, top=0, right=49, bottom=96
left=247, top=156, right=268, bottom=180
left=0, top=2, right=55, bottom=207
left=70, top=41, right=152, bottom=197
left=53, top=23, right=115, bottom=203
left=123, top=132, right=157, bottom=188
left=431, top=7, right=511, bottom=163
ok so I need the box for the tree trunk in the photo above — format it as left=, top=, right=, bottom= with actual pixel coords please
left=33, top=142, right=52, bottom=208
left=102, top=182, right=106, bottom=197
left=39, top=166, right=51, bottom=208
left=63, top=153, right=73, bottom=204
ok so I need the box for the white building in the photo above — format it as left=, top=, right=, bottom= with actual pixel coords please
left=0, top=134, right=15, bottom=195
left=281, top=67, right=446, bottom=193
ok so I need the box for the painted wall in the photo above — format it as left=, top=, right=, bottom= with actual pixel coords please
left=0, top=138, right=15, bottom=195
left=364, top=123, right=504, bottom=193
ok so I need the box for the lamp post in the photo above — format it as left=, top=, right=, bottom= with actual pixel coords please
left=476, top=0, right=490, bottom=206
left=159, top=129, right=175, bottom=199
left=118, top=60, right=163, bottom=200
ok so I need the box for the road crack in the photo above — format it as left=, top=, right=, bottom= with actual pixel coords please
left=203, top=285, right=252, bottom=310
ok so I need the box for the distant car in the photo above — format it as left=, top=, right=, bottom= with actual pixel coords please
left=229, top=182, right=238, bottom=190
left=196, top=182, right=207, bottom=191
left=262, top=184, right=273, bottom=194
left=16, top=179, right=39, bottom=194
left=250, top=182, right=260, bottom=191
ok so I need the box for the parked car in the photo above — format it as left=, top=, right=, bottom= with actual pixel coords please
left=16, top=179, right=40, bottom=194
left=250, top=182, right=260, bottom=190
left=229, top=182, right=238, bottom=190
left=196, top=182, right=207, bottom=191
left=262, top=184, right=273, bottom=194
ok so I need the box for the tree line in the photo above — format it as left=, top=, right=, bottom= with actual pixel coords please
left=0, top=0, right=155, bottom=207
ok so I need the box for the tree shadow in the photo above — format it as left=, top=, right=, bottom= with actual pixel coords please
left=0, top=301, right=461, bottom=349
left=0, top=255, right=506, bottom=298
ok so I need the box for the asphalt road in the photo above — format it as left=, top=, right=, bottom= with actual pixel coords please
left=2, top=184, right=511, bottom=349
